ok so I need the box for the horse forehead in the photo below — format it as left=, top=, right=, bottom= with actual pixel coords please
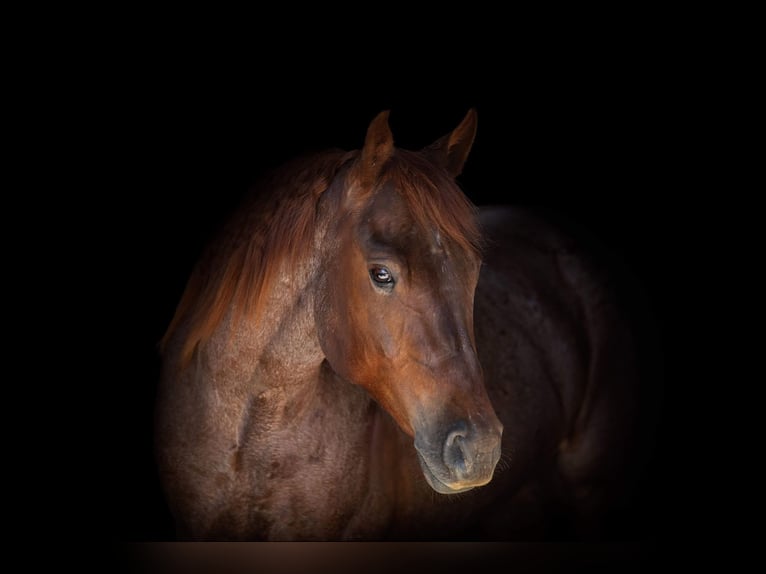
left=360, top=211, right=441, bottom=257
left=357, top=192, right=422, bottom=242
left=362, top=185, right=414, bottom=224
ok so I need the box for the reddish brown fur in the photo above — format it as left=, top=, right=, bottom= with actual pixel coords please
left=156, top=110, right=650, bottom=541
left=161, top=150, right=356, bottom=366
left=380, top=150, right=483, bottom=257
left=161, top=147, right=482, bottom=369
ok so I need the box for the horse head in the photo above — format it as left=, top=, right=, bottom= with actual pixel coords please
left=314, top=110, right=503, bottom=494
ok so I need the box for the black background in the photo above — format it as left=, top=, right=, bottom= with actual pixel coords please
left=86, top=31, right=680, bottom=550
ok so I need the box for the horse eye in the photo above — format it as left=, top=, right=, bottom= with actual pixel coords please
left=370, top=266, right=394, bottom=285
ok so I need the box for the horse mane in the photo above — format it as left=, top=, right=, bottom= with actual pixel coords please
left=160, top=149, right=355, bottom=365
left=161, top=146, right=482, bottom=368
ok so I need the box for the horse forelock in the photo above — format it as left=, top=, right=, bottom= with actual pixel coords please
left=160, top=149, right=356, bottom=367
left=380, top=149, right=483, bottom=257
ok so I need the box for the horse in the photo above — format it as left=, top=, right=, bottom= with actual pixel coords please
left=155, top=109, right=650, bottom=540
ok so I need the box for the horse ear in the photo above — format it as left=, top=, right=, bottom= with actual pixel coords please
left=422, top=108, right=478, bottom=177
left=358, top=110, right=394, bottom=186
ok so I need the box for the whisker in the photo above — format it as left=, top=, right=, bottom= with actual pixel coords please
left=494, top=450, right=513, bottom=474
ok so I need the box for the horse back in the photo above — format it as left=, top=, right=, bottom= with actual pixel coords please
left=474, top=206, right=655, bottom=536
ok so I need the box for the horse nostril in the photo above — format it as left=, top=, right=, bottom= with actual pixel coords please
left=446, top=424, right=467, bottom=447
left=443, top=423, right=469, bottom=477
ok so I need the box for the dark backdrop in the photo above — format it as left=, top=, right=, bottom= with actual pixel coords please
left=99, top=56, right=673, bottom=544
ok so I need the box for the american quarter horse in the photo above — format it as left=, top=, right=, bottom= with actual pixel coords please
left=155, top=110, right=648, bottom=540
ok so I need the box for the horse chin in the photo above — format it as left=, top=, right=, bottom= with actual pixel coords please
left=416, top=452, right=478, bottom=495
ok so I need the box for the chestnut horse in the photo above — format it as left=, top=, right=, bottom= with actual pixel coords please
left=155, top=110, right=645, bottom=540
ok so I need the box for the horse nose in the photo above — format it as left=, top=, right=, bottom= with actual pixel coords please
left=442, top=420, right=502, bottom=484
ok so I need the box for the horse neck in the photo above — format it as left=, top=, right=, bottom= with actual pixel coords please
left=188, top=182, right=380, bottom=428
left=206, top=257, right=325, bottom=399
left=200, top=202, right=342, bottom=397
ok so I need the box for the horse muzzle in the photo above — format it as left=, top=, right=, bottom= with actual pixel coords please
left=414, top=418, right=503, bottom=494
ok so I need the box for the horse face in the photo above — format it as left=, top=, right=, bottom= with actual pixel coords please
left=315, top=184, right=503, bottom=494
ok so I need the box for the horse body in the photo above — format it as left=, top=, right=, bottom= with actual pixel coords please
left=155, top=111, right=642, bottom=540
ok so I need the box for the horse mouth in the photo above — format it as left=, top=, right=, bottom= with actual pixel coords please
left=415, top=451, right=489, bottom=495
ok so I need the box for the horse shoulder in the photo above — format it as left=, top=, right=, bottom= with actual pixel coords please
left=155, top=321, right=272, bottom=538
